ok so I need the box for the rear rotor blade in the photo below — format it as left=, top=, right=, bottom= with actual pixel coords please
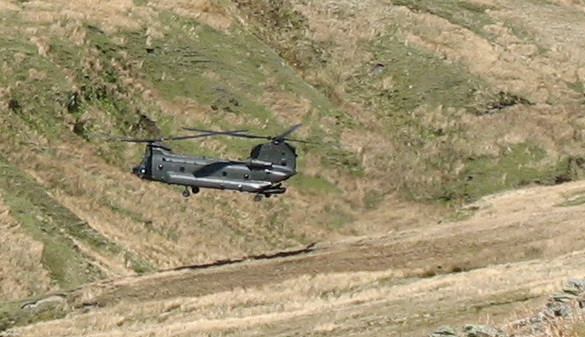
left=278, top=138, right=321, bottom=145
left=276, top=123, right=302, bottom=140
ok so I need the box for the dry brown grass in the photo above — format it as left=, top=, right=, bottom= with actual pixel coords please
left=9, top=0, right=582, bottom=235
left=2, top=0, right=585, bottom=336
left=260, top=79, right=312, bottom=126
left=0, top=0, right=18, bottom=11
left=0, top=0, right=581, bottom=248
left=290, top=0, right=387, bottom=125
left=388, top=0, right=585, bottom=179
left=4, top=125, right=328, bottom=266
left=297, top=3, right=580, bottom=119
left=398, top=3, right=585, bottom=104
left=5, top=179, right=585, bottom=336
left=18, top=0, right=234, bottom=34
left=9, top=248, right=585, bottom=336
left=22, top=0, right=153, bottom=32
left=20, top=145, right=291, bottom=267
left=505, top=302, right=585, bottom=337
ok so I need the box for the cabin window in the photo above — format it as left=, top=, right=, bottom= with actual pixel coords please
left=158, top=164, right=164, bottom=170
left=244, top=174, right=249, bottom=179
left=222, top=171, right=227, bottom=176
left=180, top=167, right=185, bottom=172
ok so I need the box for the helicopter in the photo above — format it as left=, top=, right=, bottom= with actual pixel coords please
left=112, top=124, right=312, bottom=201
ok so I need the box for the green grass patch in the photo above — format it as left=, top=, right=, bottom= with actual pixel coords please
left=322, top=205, right=354, bottom=230
left=431, top=142, right=564, bottom=203
left=355, top=30, right=488, bottom=117
left=0, top=298, right=68, bottom=332
left=291, top=173, right=341, bottom=195
left=0, top=36, right=70, bottom=140
left=320, top=146, right=364, bottom=177
left=363, top=190, right=384, bottom=209
left=463, top=142, right=547, bottom=191
left=568, top=81, right=584, bottom=94
left=121, top=12, right=272, bottom=121
left=557, top=190, right=585, bottom=207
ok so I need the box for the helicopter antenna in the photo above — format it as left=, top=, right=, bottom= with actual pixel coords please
left=183, top=124, right=320, bottom=144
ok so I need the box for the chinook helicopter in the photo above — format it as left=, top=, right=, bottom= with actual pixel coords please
left=116, top=124, right=311, bottom=201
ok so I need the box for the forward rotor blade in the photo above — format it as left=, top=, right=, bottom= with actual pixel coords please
left=184, top=124, right=303, bottom=141
left=181, top=127, right=249, bottom=134
left=91, top=130, right=248, bottom=143
left=88, top=134, right=150, bottom=142
left=183, top=127, right=272, bottom=140
left=170, top=129, right=249, bottom=139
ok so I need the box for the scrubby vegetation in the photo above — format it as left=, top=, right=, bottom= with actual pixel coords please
left=1, top=0, right=585, bottom=335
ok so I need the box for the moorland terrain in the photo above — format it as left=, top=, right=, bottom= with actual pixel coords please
left=1, top=0, right=585, bottom=336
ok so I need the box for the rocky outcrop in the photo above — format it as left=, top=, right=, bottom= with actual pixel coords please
left=429, top=279, right=585, bottom=337
left=429, top=324, right=507, bottom=337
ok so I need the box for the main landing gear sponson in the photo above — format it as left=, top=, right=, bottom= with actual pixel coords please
left=253, top=193, right=273, bottom=202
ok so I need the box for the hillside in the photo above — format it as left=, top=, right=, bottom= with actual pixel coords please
left=1, top=0, right=585, bottom=336
left=4, top=181, right=585, bottom=336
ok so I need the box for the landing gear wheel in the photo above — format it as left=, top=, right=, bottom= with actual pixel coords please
left=253, top=194, right=263, bottom=202
left=182, top=188, right=191, bottom=198
left=191, top=186, right=200, bottom=194
left=264, top=193, right=271, bottom=198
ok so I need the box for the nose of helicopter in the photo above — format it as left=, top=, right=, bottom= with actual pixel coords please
left=132, top=165, right=146, bottom=178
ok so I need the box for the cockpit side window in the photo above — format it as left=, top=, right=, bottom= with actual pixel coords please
left=249, top=144, right=262, bottom=159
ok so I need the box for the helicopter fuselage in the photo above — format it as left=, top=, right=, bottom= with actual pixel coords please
left=132, top=142, right=296, bottom=196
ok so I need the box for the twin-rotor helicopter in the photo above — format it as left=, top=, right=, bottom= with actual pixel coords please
left=107, top=124, right=313, bottom=201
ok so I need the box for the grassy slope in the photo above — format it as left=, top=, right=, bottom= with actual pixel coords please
left=0, top=0, right=362, bottom=308
left=235, top=0, right=585, bottom=203
left=1, top=0, right=585, bottom=334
